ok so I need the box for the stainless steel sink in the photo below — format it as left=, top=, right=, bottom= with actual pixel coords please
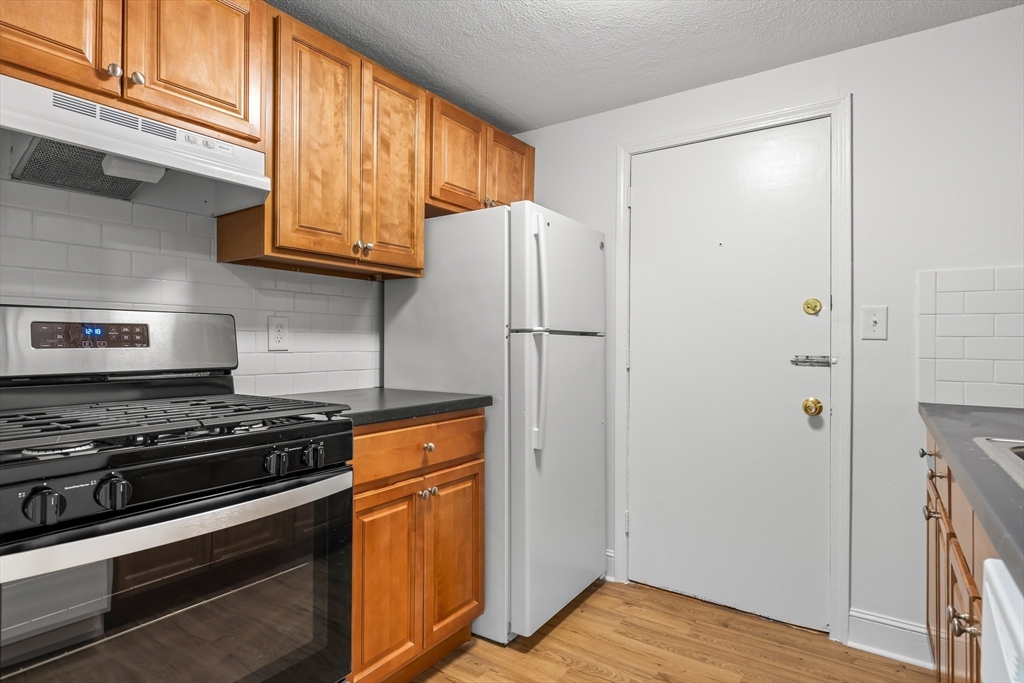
left=974, top=437, right=1024, bottom=488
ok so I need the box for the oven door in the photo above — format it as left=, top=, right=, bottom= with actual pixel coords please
left=0, top=469, right=352, bottom=683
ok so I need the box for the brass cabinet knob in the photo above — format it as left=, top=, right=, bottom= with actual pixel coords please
left=802, top=397, right=823, bottom=416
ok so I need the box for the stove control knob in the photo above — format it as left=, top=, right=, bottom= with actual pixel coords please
left=95, top=477, right=133, bottom=511
left=302, top=444, right=325, bottom=468
left=265, top=450, right=289, bottom=476
left=23, top=488, right=66, bottom=526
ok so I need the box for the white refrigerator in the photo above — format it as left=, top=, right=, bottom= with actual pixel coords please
left=384, top=201, right=606, bottom=643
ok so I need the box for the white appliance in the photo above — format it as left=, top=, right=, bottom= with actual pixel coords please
left=982, top=559, right=1023, bottom=683
left=0, top=75, right=269, bottom=216
left=384, top=201, right=606, bottom=642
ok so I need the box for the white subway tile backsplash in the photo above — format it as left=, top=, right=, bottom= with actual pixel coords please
left=102, top=223, right=160, bottom=253
left=293, top=372, right=328, bottom=394
left=936, top=314, right=994, bottom=337
left=1, top=182, right=380, bottom=392
left=935, top=292, right=964, bottom=314
left=995, top=361, right=1024, bottom=385
left=0, top=179, right=69, bottom=213
left=918, top=271, right=936, bottom=314
left=936, top=359, right=994, bottom=383
left=937, top=268, right=994, bottom=292
left=963, top=383, right=1024, bottom=408
left=935, top=337, right=965, bottom=359
left=935, top=382, right=964, bottom=404
left=964, top=337, right=1024, bottom=360
left=0, top=267, right=33, bottom=297
left=918, top=316, right=936, bottom=358
left=0, top=236, right=68, bottom=269
left=996, top=266, right=1024, bottom=290
left=133, top=204, right=187, bottom=232
left=133, top=252, right=187, bottom=281
left=34, top=270, right=101, bottom=301
left=69, top=193, right=133, bottom=224
left=964, top=290, right=1024, bottom=314
left=69, top=245, right=133, bottom=276
left=161, top=231, right=211, bottom=259
left=995, top=314, right=1024, bottom=337
left=0, top=205, right=33, bottom=237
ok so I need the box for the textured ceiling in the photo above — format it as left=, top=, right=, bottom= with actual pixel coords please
left=265, top=0, right=1021, bottom=133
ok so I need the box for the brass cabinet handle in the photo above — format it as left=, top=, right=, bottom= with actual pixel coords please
left=927, top=470, right=947, bottom=481
left=919, top=448, right=934, bottom=458
left=130, top=71, right=146, bottom=86
left=802, top=397, right=823, bottom=416
left=923, top=505, right=939, bottom=520
left=107, top=63, right=123, bottom=78
left=423, top=442, right=435, bottom=452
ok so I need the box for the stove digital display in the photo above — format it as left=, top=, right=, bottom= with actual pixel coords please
left=31, top=322, right=150, bottom=349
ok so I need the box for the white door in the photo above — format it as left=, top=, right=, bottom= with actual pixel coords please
left=627, top=118, right=832, bottom=630
left=509, top=332, right=606, bottom=637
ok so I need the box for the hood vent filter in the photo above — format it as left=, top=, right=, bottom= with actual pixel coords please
left=12, top=137, right=142, bottom=199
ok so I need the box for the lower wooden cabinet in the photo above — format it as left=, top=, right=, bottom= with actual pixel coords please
left=925, top=432, right=991, bottom=683
left=351, top=411, right=485, bottom=683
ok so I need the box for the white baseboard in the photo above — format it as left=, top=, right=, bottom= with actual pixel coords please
left=605, top=549, right=617, bottom=582
left=847, top=608, right=934, bottom=670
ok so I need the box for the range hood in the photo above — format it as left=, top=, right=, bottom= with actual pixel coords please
left=0, top=75, right=269, bottom=217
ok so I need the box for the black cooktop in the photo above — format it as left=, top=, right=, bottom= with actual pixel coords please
left=0, top=394, right=351, bottom=461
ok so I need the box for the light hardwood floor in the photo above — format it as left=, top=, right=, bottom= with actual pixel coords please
left=414, top=581, right=933, bottom=683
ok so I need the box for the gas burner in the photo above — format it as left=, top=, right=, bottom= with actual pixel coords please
left=21, top=441, right=98, bottom=457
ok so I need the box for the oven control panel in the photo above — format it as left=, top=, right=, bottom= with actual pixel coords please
left=31, top=322, right=150, bottom=349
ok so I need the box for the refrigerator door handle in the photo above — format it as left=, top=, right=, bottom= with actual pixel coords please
left=533, top=213, right=550, bottom=329
left=532, top=329, right=550, bottom=451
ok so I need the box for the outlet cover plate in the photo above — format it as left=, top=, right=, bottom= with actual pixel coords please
left=269, top=316, right=289, bottom=351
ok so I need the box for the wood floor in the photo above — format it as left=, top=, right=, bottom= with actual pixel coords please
left=414, top=581, right=933, bottom=683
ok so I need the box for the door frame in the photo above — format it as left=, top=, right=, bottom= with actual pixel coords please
left=613, top=96, right=853, bottom=642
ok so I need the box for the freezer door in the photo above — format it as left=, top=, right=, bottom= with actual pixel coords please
left=510, top=202, right=605, bottom=334
left=509, top=332, right=606, bottom=637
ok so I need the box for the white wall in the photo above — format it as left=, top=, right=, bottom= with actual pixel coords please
left=518, top=6, right=1024, bottom=667
left=0, top=179, right=381, bottom=394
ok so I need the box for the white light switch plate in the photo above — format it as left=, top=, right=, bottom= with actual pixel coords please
left=861, top=305, right=888, bottom=340
left=268, top=316, right=289, bottom=351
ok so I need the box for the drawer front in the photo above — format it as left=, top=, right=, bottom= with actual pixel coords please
left=354, top=415, right=484, bottom=486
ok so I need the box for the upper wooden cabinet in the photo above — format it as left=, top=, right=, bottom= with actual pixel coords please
left=0, top=0, right=262, bottom=144
left=273, top=15, right=362, bottom=258
left=360, top=63, right=426, bottom=271
left=427, top=95, right=534, bottom=215
left=123, top=0, right=263, bottom=141
left=0, top=0, right=122, bottom=96
left=218, top=13, right=426, bottom=279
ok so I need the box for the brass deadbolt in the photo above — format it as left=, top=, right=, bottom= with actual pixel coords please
left=803, top=298, right=822, bottom=315
left=802, top=397, right=823, bottom=416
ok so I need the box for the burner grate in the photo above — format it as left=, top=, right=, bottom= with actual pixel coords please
left=0, top=394, right=345, bottom=455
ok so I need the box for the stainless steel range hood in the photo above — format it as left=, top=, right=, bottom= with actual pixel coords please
left=0, top=75, right=269, bottom=217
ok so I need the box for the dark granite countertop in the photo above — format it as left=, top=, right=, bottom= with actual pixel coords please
left=919, top=403, right=1024, bottom=591
left=283, top=388, right=492, bottom=427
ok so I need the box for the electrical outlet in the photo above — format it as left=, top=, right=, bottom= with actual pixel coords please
left=860, top=305, right=888, bottom=340
left=268, top=316, right=289, bottom=351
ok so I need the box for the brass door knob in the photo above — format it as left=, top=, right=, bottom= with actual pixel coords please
left=803, top=298, right=822, bottom=315
left=802, top=397, right=823, bottom=416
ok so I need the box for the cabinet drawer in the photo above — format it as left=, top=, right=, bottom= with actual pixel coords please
left=354, top=415, right=484, bottom=486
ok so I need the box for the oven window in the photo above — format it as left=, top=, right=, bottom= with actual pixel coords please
left=0, top=489, right=351, bottom=683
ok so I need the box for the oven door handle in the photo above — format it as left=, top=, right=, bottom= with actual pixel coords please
left=0, top=470, right=352, bottom=584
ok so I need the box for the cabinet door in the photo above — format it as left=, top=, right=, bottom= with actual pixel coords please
left=352, top=477, right=424, bottom=683
left=938, top=500, right=952, bottom=682
left=0, top=0, right=121, bottom=95
left=948, top=536, right=981, bottom=683
left=486, top=127, right=535, bottom=206
left=273, top=16, right=361, bottom=260
left=422, top=459, right=484, bottom=648
left=429, top=98, right=487, bottom=211
left=360, top=62, right=426, bottom=270
left=926, top=482, right=940, bottom=662
left=123, top=0, right=262, bottom=141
